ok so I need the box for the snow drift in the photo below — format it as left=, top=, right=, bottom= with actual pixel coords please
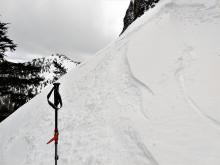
left=0, top=0, right=220, bottom=164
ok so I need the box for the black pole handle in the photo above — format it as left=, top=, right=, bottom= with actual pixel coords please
left=47, top=83, right=63, bottom=110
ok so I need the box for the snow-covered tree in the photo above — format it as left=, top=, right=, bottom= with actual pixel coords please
left=0, top=20, right=17, bottom=60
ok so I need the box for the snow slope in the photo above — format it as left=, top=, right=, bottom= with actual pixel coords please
left=0, top=0, right=220, bottom=164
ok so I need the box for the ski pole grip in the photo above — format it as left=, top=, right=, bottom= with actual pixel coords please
left=47, top=83, right=63, bottom=110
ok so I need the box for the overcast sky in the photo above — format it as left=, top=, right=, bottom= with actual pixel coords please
left=0, top=0, right=130, bottom=62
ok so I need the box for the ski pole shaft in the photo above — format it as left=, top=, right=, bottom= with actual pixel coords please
left=55, top=142, right=58, bottom=165
left=55, top=108, right=58, bottom=165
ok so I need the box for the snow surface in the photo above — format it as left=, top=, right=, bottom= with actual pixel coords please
left=1, top=0, right=220, bottom=165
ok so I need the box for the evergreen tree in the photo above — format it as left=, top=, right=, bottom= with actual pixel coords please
left=0, top=20, right=17, bottom=60
left=53, top=60, right=67, bottom=81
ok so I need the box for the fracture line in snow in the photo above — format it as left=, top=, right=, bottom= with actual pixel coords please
left=178, top=75, right=220, bottom=131
left=121, top=40, right=153, bottom=120
left=121, top=39, right=155, bottom=96
left=132, top=75, right=155, bottom=95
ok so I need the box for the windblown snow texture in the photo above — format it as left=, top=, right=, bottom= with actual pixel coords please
left=0, top=0, right=220, bottom=165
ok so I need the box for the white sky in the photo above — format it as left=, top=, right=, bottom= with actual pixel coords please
left=0, top=0, right=130, bottom=62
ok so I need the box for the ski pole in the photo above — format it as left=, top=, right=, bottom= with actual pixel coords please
left=47, top=83, right=62, bottom=165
